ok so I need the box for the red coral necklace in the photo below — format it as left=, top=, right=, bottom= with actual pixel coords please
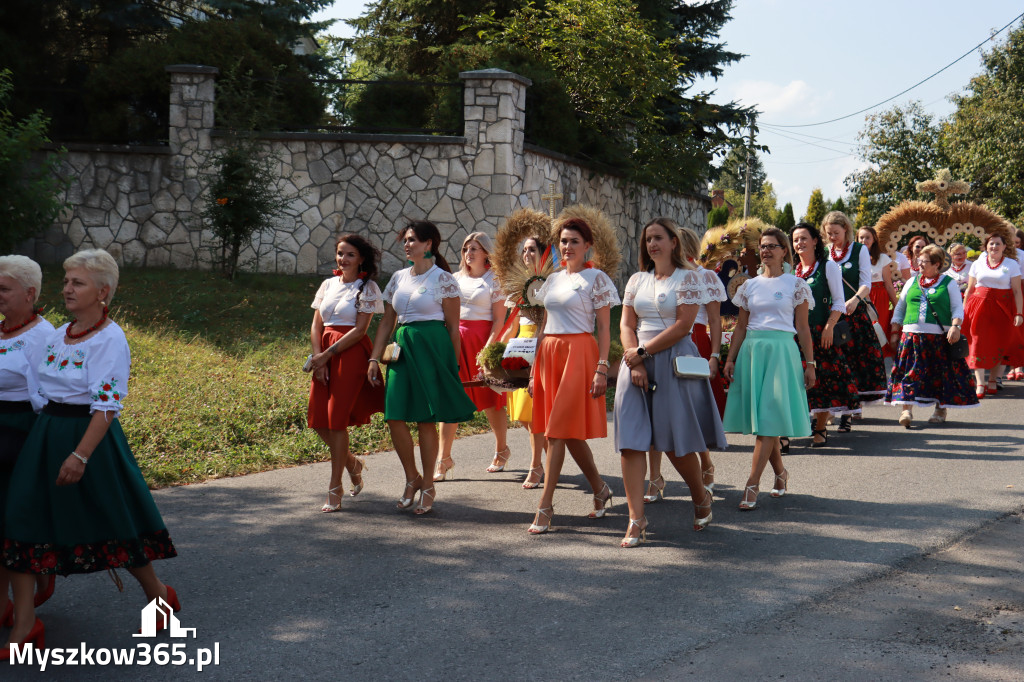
left=829, top=242, right=851, bottom=262
left=987, top=254, right=1005, bottom=270
left=0, top=309, right=39, bottom=335
left=795, top=260, right=817, bottom=279
left=67, top=307, right=108, bottom=340
left=918, top=274, right=941, bottom=289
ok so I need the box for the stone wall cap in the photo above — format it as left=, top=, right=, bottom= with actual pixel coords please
left=459, top=69, right=532, bottom=86
left=165, top=64, right=220, bottom=75
left=211, top=129, right=467, bottom=145
left=42, top=141, right=171, bottom=155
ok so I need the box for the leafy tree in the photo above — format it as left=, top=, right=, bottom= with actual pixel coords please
left=777, top=202, right=796, bottom=233
left=713, top=144, right=766, bottom=194
left=845, top=101, right=946, bottom=226
left=831, top=197, right=846, bottom=213
left=944, top=23, right=1024, bottom=223
left=721, top=181, right=778, bottom=224
left=707, top=205, right=729, bottom=228
left=0, top=70, right=67, bottom=252
left=805, top=188, right=827, bottom=227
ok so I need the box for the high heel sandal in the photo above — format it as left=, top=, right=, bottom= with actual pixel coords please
left=838, top=415, right=852, bottom=432
left=770, top=469, right=789, bottom=498
left=811, top=429, right=828, bottom=447
left=486, top=446, right=511, bottom=473
left=643, top=475, right=665, bottom=504
left=986, top=381, right=998, bottom=396
left=1, top=618, right=45, bottom=660
left=702, top=464, right=715, bottom=496
left=588, top=483, right=613, bottom=519
left=620, top=517, right=648, bottom=547
left=738, top=485, right=759, bottom=511
left=779, top=437, right=790, bottom=454
left=522, top=466, right=544, bottom=489
left=321, top=485, right=343, bottom=513
left=414, top=486, right=435, bottom=515
left=396, top=477, right=422, bottom=510
left=528, top=507, right=554, bottom=534
left=693, top=491, right=713, bottom=531
left=349, top=456, right=367, bottom=497
left=433, top=457, right=455, bottom=482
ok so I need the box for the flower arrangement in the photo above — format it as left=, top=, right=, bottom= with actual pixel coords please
left=500, top=356, right=530, bottom=371
left=477, top=340, right=531, bottom=393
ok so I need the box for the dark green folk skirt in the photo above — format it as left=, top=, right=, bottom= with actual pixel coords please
left=3, top=409, right=176, bottom=576
left=384, top=321, right=477, bottom=424
left=0, top=405, right=37, bottom=534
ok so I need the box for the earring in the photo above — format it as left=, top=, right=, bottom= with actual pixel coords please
left=424, top=249, right=433, bottom=259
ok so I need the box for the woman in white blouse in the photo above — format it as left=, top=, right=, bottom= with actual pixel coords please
left=4, top=250, right=178, bottom=652
left=367, top=221, right=477, bottom=515
left=436, top=232, right=509, bottom=481
left=961, top=233, right=1024, bottom=396
left=944, top=242, right=972, bottom=292
left=305, top=234, right=386, bottom=512
left=887, top=244, right=978, bottom=425
left=526, top=217, right=620, bottom=534
left=0, top=256, right=56, bottom=630
left=723, top=228, right=816, bottom=511
left=1009, top=229, right=1024, bottom=382
left=858, top=226, right=898, bottom=359
left=615, top=219, right=726, bottom=546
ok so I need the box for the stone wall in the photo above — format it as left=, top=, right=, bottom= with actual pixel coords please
left=24, top=66, right=709, bottom=281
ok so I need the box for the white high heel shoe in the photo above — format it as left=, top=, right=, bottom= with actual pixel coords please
left=528, top=507, right=554, bottom=534
left=321, top=486, right=342, bottom=513
left=620, top=517, right=648, bottom=548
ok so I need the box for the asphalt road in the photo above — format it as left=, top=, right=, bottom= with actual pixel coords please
left=5, top=384, right=1023, bottom=681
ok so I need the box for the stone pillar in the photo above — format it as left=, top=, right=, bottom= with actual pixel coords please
left=166, top=65, right=218, bottom=181
left=459, top=69, right=532, bottom=229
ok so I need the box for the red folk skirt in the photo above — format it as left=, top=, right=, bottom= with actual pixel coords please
left=530, top=333, right=607, bottom=441
left=963, top=287, right=1022, bottom=369
left=870, top=281, right=894, bottom=358
left=691, top=323, right=726, bottom=418
left=456, top=319, right=505, bottom=411
left=307, top=326, right=385, bottom=429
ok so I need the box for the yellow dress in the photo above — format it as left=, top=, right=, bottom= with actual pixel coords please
left=506, top=323, right=537, bottom=422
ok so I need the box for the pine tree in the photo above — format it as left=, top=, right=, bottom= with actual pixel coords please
left=777, top=202, right=796, bottom=233
left=805, top=188, right=827, bottom=227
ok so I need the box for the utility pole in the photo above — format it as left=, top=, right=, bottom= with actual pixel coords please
left=742, top=116, right=755, bottom=219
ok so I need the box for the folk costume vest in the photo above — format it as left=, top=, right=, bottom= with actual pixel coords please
left=804, top=261, right=832, bottom=327
left=838, top=241, right=865, bottom=291
left=900, top=275, right=954, bottom=327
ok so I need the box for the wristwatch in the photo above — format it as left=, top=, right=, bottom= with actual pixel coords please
left=636, top=346, right=648, bottom=358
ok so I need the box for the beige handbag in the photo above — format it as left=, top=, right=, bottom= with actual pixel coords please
left=381, top=342, right=402, bottom=364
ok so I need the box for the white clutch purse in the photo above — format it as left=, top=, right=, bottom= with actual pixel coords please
left=673, top=355, right=711, bottom=379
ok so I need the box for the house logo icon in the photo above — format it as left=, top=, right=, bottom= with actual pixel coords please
left=133, top=596, right=196, bottom=638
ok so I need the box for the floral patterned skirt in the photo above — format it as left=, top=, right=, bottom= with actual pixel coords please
left=847, top=304, right=887, bottom=399
left=805, top=323, right=862, bottom=415
left=886, top=333, right=979, bottom=409
left=3, top=412, right=176, bottom=575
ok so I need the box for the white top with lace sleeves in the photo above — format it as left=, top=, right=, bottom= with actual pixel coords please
left=37, top=322, right=131, bottom=418
left=455, top=270, right=504, bottom=321
left=537, top=269, right=621, bottom=335
left=623, top=269, right=720, bottom=333
left=312, top=278, right=383, bottom=326
left=0, top=318, right=55, bottom=411
left=733, top=274, right=815, bottom=334
left=383, top=265, right=462, bottom=323
left=693, top=267, right=727, bottom=327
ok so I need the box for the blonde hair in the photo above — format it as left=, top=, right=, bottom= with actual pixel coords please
left=820, top=210, right=855, bottom=245
left=947, top=242, right=967, bottom=256
left=64, top=249, right=119, bottom=303
left=677, top=226, right=702, bottom=267
left=459, top=231, right=496, bottom=273
left=0, top=255, right=43, bottom=303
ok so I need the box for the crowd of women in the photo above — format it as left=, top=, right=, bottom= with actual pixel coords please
left=1, top=211, right=1021, bottom=653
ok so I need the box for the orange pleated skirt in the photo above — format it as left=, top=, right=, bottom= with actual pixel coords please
left=307, top=326, right=385, bottom=429
left=530, top=333, right=607, bottom=441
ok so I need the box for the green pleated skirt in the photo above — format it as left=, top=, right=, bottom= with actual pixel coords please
left=0, top=407, right=37, bottom=534
left=3, top=411, right=176, bottom=576
left=384, top=321, right=477, bottom=424
left=723, top=330, right=812, bottom=437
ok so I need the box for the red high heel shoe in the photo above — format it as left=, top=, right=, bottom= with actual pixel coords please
left=136, top=585, right=182, bottom=635
left=1, top=618, right=45, bottom=660
left=34, top=575, right=55, bottom=608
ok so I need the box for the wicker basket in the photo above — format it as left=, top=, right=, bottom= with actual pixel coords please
left=480, top=365, right=531, bottom=393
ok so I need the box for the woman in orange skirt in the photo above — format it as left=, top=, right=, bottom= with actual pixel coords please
left=306, top=234, right=386, bottom=511
left=858, top=226, right=898, bottom=358
left=527, top=217, right=620, bottom=534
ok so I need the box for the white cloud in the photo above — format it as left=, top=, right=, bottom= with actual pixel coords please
left=730, top=80, right=828, bottom=120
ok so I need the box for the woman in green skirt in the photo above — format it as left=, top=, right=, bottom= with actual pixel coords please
left=723, top=228, right=817, bottom=511
left=368, top=221, right=477, bottom=515
left=0, top=256, right=56, bottom=630
left=2, top=250, right=178, bottom=655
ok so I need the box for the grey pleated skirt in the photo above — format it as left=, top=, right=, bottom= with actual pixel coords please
left=613, top=330, right=728, bottom=455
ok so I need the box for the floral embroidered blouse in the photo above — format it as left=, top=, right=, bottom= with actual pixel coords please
left=311, top=277, right=384, bottom=326
left=0, top=318, right=55, bottom=411
left=38, top=322, right=131, bottom=418
left=622, top=268, right=722, bottom=333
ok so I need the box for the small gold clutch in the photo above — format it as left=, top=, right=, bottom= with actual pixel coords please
left=381, top=342, right=401, bottom=364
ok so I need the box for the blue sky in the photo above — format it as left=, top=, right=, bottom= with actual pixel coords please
left=315, top=1, right=1023, bottom=218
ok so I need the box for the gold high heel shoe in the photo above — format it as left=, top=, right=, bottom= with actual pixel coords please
left=620, top=517, right=648, bottom=548
left=414, top=486, right=435, bottom=515
left=433, top=457, right=455, bottom=482
left=321, top=485, right=343, bottom=513
left=643, top=475, right=665, bottom=504
left=486, top=446, right=511, bottom=473
left=528, top=506, right=554, bottom=534
left=588, top=483, right=613, bottom=519
left=738, top=484, right=759, bottom=511
left=396, top=477, right=422, bottom=510
left=693, top=490, right=712, bottom=531
left=350, top=456, right=367, bottom=497
left=702, top=464, right=715, bottom=496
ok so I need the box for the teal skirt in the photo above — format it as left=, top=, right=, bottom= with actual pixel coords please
left=723, top=330, right=812, bottom=437
left=0, top=407, right=37, bottom=533
left=384, top=321, right=477, bottom=424
left=3, top=411, right=176, bottom=576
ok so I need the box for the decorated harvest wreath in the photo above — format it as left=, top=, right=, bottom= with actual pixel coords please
left=875, top=168, right=1017, bottom=264
left=490, top=207, right=554, bottom=326
left=699, top=217, right=770, bottom=308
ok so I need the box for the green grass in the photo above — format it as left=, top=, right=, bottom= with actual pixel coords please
left=30, top=267, right=491, bottom=488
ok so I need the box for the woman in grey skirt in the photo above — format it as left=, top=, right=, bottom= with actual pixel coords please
left=614, top=218, right=728, bottom=547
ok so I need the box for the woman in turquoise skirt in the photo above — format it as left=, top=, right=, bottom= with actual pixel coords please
left=2, top=250, right=178, bottom=656
left=723, top=228, right=817, bottom=511
left=367, top=221, right=477, bottom=515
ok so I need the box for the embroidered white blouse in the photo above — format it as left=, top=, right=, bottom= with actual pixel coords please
left=536, top=269, right=620, bottom=335
left=693, top=267, right=728, bottom=327
left=383, top=265, right=462, bottom=323
left=944, top=261, right=972, bottom=288
left=969, top=257, right=1022, bottom=290
left=0, top=318, right=55, bottom=411
left=870, top=253, right=892, bottom=283
left=311, top=278, right=384, bottom=326
left=623, top=268, right=721, bottom=333
left=454, top=269, right=504, bottom=321
left=37, top=322, right=131, bottom=418
left=733, top=274, right=815, bottom=334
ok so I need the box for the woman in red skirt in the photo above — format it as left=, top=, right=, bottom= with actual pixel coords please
left=436, top=232, right=509, bottom=480
left=858, top=226, right=898, bottom=358
left=306, top=234, right=386, bottom=511
left=962, top=233, right=1023, bottom=397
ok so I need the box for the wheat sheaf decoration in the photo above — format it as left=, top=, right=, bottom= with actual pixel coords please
left=875, top=169, right=1016, bottom=261
left=698, top=217, right=770, bottom=270
left=550, top=204, right=622, bottom=279
left=492, top=208, right=554, bottom=324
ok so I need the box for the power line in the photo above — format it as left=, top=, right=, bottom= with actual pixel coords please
left=762, top=11, right=1024, bottom=128
left=769, top=155, right=857, bottom=166
left=761, top=124, right=859, bottom=147
left=763, top=127, right=853, bottom=156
